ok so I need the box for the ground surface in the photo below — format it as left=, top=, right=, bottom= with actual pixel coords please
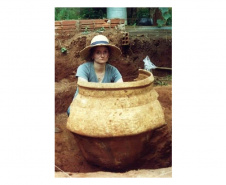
left=55, top=167, right=172, bottom=178
left=55, top=27, right=172, bottom=177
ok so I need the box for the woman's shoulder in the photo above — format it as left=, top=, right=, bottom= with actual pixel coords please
left=80, top=61, right=93, bottom=66
left=78, top=61, right=93, bottom=69
left=106, top=63, right=118, bottom=71
left=76, top=61, right=93, bottom=77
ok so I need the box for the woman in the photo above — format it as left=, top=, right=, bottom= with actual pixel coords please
left=67, top=35, right=123, bottom=116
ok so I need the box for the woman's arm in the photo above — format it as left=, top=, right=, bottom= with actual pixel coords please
left=78, top=77, right=88, bottom=82
left=116, top=78, right=123, bottom=83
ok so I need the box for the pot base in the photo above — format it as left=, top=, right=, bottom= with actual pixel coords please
left=73, top=130, right=153, bottom=171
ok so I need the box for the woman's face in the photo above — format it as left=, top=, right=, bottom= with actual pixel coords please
left=92, top=46, right=109, bottom=64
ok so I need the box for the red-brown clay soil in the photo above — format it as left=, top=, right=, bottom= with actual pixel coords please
left=55, top=28, right=172, bottom=175
left=55, top=85, right=172, bottom=173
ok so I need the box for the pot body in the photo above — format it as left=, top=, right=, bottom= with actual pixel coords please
left=73, top=130, right=153, bottom=170
left=67, top=69, right=166, bottom=169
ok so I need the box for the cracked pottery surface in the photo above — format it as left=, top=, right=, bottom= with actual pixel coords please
left=67, top=69, right=166, bottom=137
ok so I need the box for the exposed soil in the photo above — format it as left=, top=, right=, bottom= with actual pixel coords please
left=55, top=85, right=172, bottom=173
left=55, top=28, right=171, bottom=83
left=55, top=27, right=172, bottom=175
left=55, top=167, right=172, bottom=178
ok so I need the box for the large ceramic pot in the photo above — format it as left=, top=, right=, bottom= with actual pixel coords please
left=67, top=69, right=166, bottom=170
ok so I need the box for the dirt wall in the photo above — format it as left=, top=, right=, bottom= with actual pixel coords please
left=55, top=28, right=172, bottom=114
left=55, top=28, right=172, bottom=174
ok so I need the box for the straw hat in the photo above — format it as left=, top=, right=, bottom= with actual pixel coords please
left=80, top=35, right=122, bottom=61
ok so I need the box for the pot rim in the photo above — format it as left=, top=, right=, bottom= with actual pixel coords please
left=67, top=69, right=166, bottom=137
left=77, top=69, right=154, bottom=89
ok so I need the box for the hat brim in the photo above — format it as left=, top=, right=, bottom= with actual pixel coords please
left=80, top=44, right=122, bottom=61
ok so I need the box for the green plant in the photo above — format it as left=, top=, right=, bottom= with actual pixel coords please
left=80, top=8, right=106, bottom=19
left=100, top=27, right=105, bottom=31
left=132, top=23, right=136, bottom=28
left=95, top=27, right=105, bottom=33
left=55, top=8, right=106, bottom=21
left=137, top=8, right=150, bottom=18
left=154, top=75, right=172, bottom=86
left=157, top=8, right=172, bottom=27
left=165, top=75, right=172, bottom=81
left=155, top=80, right=168, bottom=86
left=82, top=26, right=90, bottom=35
left=55, top=8, right=81, bottom=20
left=61, top=47, right=67, bottom=53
